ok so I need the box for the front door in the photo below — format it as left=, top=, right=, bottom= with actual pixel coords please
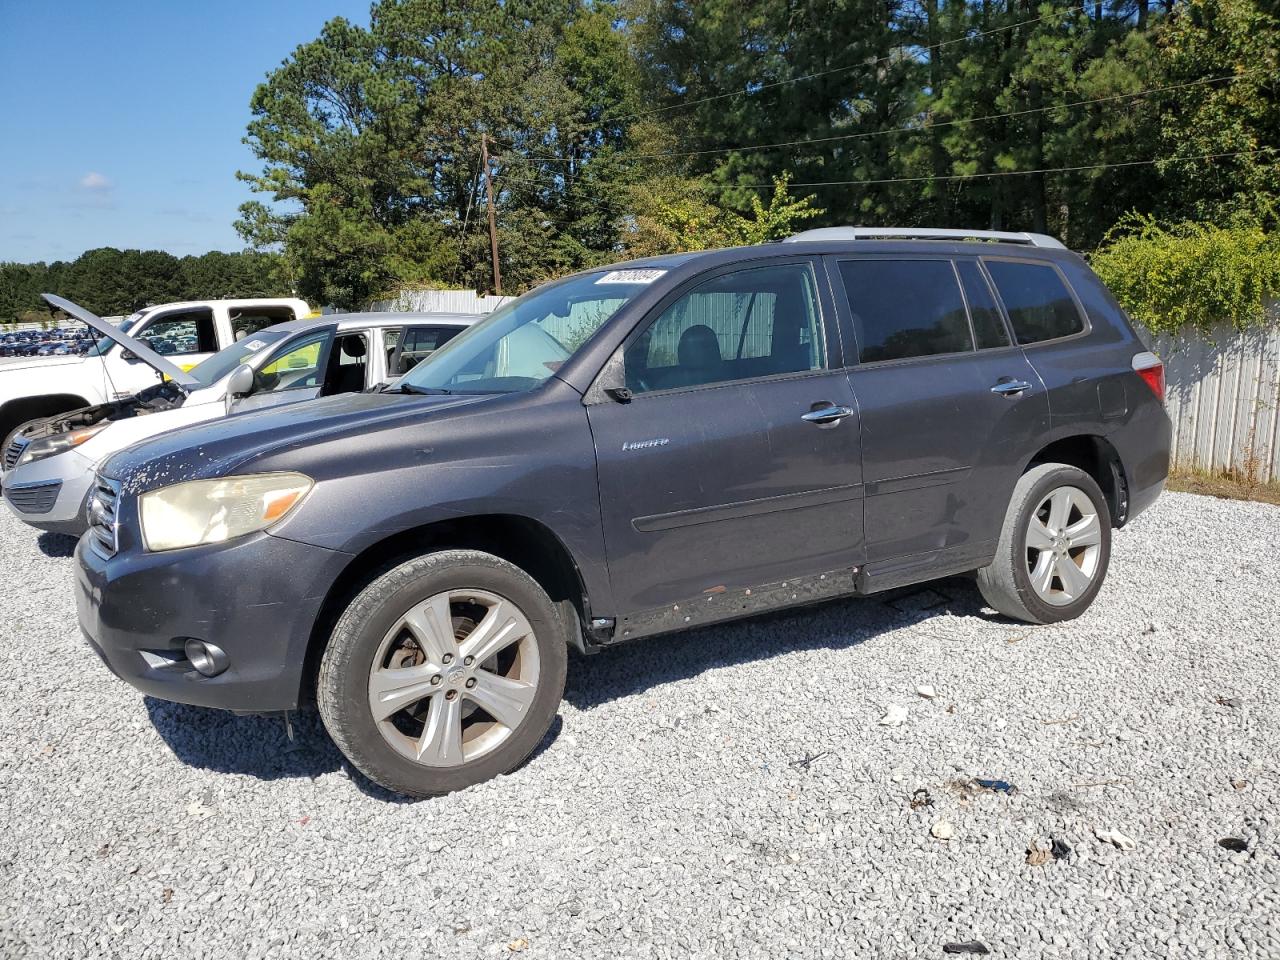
left=828, top=254, right=1049, bottom=572
left=102, top=306, right=220, bottom=396
left=231, top=327, right=334, bottom=414
left=586, top=259, right=866, bottom=635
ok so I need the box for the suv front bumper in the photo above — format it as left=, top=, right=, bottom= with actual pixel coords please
left=75, top=529, right=351, bottom=712
left=1, top=450, right=95, bottom=535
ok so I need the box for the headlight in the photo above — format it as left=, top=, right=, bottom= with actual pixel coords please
left=16, top=424, right=109, bottom=466
left=138, top=472, right=313, bottom=552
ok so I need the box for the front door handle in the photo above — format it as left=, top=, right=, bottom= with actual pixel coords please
left=802, top=404, right=856, bottom=425
left=990, top=380, right=1033, bottom=397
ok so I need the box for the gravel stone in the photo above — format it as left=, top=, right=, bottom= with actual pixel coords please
left=1, top=492, right=1279, bottom=958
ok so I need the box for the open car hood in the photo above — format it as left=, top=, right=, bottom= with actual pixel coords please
left=41, top=293, right=201, bottom=390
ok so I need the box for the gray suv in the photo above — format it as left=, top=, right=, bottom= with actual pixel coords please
left=72, top=228, right=1171, bottom=797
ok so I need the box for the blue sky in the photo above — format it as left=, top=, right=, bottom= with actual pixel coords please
left=0, top=0, right=370, bottom=264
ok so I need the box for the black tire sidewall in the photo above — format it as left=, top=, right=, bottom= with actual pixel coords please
left=320, top=552, right=568, bottom=797
left=1010, top=466, right=1112, bottom=624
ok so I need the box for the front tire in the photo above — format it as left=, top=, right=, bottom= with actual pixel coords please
left=317, top=550, right=568, bottom=797
left=976, top=463, right=1112, bottom=624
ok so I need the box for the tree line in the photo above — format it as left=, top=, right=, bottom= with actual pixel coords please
left=0, top=249, right=289, bottom=326
left=3, top=0, right=1275, bottom=320
left=235, top=0, right=1278, bottom=307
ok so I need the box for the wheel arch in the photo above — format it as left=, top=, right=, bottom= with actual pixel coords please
left=0, top=393, right=93, bottom=443
left=299, top=513, right=592, bottom=706
left=1022, top=433, right=1129, bottom=527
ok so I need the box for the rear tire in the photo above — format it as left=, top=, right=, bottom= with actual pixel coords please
left=317, top=549, right=568, bottom=797
left=976, top=463, right=1111, bottom=624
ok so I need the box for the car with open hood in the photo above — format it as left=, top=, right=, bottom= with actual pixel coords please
left=1, top=295, right=480, bottom=535
left=73, top=228, right=1171, bottom=798
left=0, top=296, right=315, bottom=445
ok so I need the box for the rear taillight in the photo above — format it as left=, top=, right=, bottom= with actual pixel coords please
left=1132, top=351, right=1164, bottom=401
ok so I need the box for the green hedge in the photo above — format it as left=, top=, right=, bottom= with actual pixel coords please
left=1090, top=216, right=1280, bottom=336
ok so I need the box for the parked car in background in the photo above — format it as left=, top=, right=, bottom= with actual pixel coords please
left=0, top=297, right=313, bottom=444
left=2, top=297, right=478, bottom=535
left=75, top=227, right=1170, bottom=797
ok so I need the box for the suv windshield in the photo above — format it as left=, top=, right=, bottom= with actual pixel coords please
left=396, top=269, right=659, bottom=394
left=188, top=329, right=291, bottom=388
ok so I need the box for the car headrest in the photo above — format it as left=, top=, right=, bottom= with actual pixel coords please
left=341, top=337, right=367, bottom=359
left=677, top=324, right=722, bottom=369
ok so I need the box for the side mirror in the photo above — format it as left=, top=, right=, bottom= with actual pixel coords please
left=227, top=362, right=256, bottom=398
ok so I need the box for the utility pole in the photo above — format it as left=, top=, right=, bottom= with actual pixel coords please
left=480, top=132, right=502, bottom=295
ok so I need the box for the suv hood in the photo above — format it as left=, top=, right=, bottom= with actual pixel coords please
left=0, top=353, right=86, bottom=374
left=41, top=294, right=200, bottom=390
left=104, top=389, right=493, bottom=494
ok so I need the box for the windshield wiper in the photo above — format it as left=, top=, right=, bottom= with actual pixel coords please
left=387, top=383, right=452, bottom=395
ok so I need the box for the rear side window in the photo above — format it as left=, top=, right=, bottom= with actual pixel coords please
left=956, top=261, right=1010, bottom=349
left=838, top=259, right=972, bottom=363
left=230, top=306, right=297, bottom=341
left=397, top=325, right=465, bottom=374
left=984, top=260, right=1084, bottom=345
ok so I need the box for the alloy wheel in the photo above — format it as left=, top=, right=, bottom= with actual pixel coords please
left=1024, top=485, right=1103, bottom=606
left=366, top=589, right=541, bottom=766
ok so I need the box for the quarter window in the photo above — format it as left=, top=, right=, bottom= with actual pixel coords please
left=625, top=263, right=825, bottom=394
left=838, top=259, right=972, bottom=363
left=984, top=260, right=1084, bottom=345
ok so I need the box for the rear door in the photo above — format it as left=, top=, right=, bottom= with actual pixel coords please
left=828, top=254, right=1049, bottom=578
left=586, top=258, right=866, bottom=630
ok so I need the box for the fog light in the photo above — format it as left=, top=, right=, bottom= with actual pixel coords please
left=184, top=638, right=229, bottom=677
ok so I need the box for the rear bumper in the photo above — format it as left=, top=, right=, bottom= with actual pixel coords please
left=1114, top=396, right=1172, bottom=524
left=74, top=529, right=351, bottom=712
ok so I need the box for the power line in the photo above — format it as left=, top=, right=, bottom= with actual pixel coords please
left=704, top=146, right=1280, bottom=190
left=492, top=146, right=1276, bottom=192
left=508, top=69, right=1263, bottom=165
left=595, top=10, right=1064, bottom=127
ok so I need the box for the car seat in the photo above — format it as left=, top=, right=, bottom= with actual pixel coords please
left=675, top=324, right=725, bottom=387
left=324, top=336, right=368, bottom=395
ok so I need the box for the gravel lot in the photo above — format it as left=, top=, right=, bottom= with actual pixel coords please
left=1, top=491, right=1278, bottom=959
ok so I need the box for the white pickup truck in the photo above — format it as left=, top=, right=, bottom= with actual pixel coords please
left=0, top=297, right=312, bottom=442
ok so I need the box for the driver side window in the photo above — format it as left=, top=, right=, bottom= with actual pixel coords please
left=255, top=330, right=332, bottom=393
left=624, top=263, right=826, bottom=394
left=136, top=308, right=217, bottom=357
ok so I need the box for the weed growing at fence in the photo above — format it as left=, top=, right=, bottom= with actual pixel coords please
left=1091, top=216, right=1280, bottom=336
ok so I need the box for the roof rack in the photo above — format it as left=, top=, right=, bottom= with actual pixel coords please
left=782, top=226, right=1066, bottom=249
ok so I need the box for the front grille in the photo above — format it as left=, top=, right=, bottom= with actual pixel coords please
left=4, top=479, right=61, bottom=514
left=86, top=476, right=121, bottom=559
left=3, top=434, right=28, bottom=470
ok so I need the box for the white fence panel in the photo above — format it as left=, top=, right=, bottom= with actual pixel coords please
left=370, top=289, right=513, bottom=314
left=1148, top=301, right=1280, bottom=482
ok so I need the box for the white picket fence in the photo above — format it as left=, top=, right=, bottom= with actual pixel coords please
left=370, top=288, right=513, bottom=314
left=1145, top=302, right=1280, bottom=483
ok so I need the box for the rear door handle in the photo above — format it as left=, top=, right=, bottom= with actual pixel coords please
left=990, top=380, right=1033, bottom=397
left=802, top=404, right=856, bottom=425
